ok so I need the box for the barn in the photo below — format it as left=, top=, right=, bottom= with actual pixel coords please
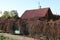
left=21, top=8, right=53, bottom=21
left=21, top=8, right=60, bottom=21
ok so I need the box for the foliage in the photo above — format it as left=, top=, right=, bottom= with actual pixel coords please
left=9, top=10, right=18, bottom=18
left=0, top=35, right=16, bottom=40
left=1, top=10, right=18, bottom=19
left=1, top=11, right=10, bottom=19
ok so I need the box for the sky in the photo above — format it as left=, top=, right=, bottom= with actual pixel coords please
left=0, top=0, right=60, bottom=17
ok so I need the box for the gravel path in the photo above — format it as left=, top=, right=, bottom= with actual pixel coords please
left=0, top=33, right=37, bottom=40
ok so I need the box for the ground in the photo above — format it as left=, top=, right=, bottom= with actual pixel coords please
left=0, top=33, right=37, bottom=40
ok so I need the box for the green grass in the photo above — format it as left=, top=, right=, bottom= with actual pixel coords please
left=0, top=35, right=16, bottom=40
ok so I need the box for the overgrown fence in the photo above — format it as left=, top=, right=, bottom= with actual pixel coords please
left=27, top=19, right=60, bottom=40
left=0, top=18, right=60, bottom=40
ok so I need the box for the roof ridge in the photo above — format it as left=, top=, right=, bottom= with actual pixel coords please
left=26, top=7, right=50, bottom=11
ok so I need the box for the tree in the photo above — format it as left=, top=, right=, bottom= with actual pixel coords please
left=0, top=11, right=2, bottom=17
left=1, top=10, right=19, bottom=19
left=9, top=10, right=18, bottom=18
left=1, top=11, right=10, bottom=19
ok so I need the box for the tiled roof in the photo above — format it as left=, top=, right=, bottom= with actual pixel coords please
left=21, top=8, right=50, bottom=19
